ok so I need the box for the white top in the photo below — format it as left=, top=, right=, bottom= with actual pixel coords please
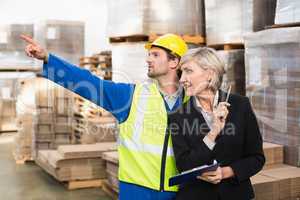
left=195, top=91, right=220, bottom=150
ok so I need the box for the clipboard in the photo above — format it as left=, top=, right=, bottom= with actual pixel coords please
left=169, top=160, right=219, bottom=186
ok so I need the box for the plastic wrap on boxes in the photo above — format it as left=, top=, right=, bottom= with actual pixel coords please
left=0, top=24, right=40, bottom=69
left=35, top=78, right=55, bottom=108
left=275, top=0, right=300, bottom=24
left=244, top=27, right=300, bottom=166
left=112, top=42, right=148, bottom=83
left=0, top=79, right=17, bottom=99
left=217, top=50, right=245, bottom=95
left=107, top=0, right=205, bottom=37
left=14, top=74, right=74, bottom=160
left=0, top=72, right=36, bottom=132
left=35, top=20, right=84, bottom=65
left=16, top=76, right=37, bottom=116
left=205, top=0, right=276, bottom=46
left=102, top=151, right=119, bottom=191
left=0, top=99, right=17, bottom=131
left=8, top=24, right=34, bottom=50
left=0, top=79, right=18, bottom=129
left=14, top=75, right=37, bottom=161
left=13, top=115, right=35, bottom=161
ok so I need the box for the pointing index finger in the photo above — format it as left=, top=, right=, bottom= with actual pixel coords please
left=20, top=34, right=37, bottom=45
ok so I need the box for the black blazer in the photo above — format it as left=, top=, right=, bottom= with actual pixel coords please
left=168, top=91, right=265, bottom=200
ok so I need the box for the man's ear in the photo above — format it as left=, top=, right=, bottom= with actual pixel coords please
left=169, top=58, right=180, bottom=70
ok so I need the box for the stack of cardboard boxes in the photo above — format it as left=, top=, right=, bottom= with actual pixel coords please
left=245, top=26, right=300, bottom=166
left=33, top=77, right=74, bottom=157
left=102, top=151, right=119, bottom=192
left=34, top=20, right=84, bottom=65
left=0, top=23, right=38, bottom=69
left=252, top=142, right=300, bottom=200
left=36, top=142, right=117, bottom=183
left=14, top=77, right=36, bottom=162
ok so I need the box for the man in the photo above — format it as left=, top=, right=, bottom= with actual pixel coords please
left=21, top=33, right=188, bottom=200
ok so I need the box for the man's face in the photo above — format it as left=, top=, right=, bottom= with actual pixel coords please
left=146, top=47, right=170, bottom=78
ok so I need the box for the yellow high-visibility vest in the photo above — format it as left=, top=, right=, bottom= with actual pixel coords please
left=118, top=81, right=189, bottom=192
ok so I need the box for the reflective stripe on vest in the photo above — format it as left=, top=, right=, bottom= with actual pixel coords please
left=118, top=82, right=174, bottom=156
left=119, top=138, right=174, bottom=156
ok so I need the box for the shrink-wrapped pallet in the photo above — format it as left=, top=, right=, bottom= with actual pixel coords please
left=217, top=50, right=245, bottom=95
left=102, top=151, right=119, bottom=192
left=112, top=42, right=148, bottom=84
left=244, top=27, right=300, bottom=166
left=275, top=0, right=300, bottom=24
left=107, top=0, right=205, bottom=37
left=0, top=24, right=39, bottom=69
left=205, top=0, right=276, bottom=46
left=35, top=20, right=84, bottom=65
left=14, top=75, right=37, bottom=161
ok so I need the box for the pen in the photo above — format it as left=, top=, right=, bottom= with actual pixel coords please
left=225, top=85, right=231, bottom=103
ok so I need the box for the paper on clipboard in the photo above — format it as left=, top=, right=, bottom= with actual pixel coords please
left=169, top=160, right=219, bottom=186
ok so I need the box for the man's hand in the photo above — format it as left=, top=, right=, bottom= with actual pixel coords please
left=20, top=34, right=48, bottom=62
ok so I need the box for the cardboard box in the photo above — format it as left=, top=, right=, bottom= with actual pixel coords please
left=251, top=174, right=280, bottom=200
left=263, top=142, right=284, bottom=167
left=260, top=166, right=300, bottom=199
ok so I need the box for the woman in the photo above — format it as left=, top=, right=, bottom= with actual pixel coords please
left=169, top=47, right=265, bottom=200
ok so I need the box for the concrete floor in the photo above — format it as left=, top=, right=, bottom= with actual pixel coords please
left=0, top=133, right=112, bottom=200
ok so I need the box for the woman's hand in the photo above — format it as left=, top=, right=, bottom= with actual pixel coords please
left=197, top=166, right=235, bottom=184
left=197, top=166, right=223, bottom=184
left=207, top=102, right=230, bottom=142
left=213, top=102, right=230, bottom=132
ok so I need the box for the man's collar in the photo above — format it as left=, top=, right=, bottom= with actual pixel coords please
left=159, top=86, right=183, bottom=99
left=153, top=79, right=183, bottom=99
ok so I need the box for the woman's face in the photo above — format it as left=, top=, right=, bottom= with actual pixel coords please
left=180, top=60, right=212, bottom=96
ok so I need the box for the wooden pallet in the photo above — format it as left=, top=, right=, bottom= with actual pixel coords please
left=98, top=62, right=112, bottom=69
left=102, top=180, right=118, bottom=200
left=208, top=43, right=244, bottom=51
left=13, top=153, right=34, bottom=165
left=72, top=125, right=85, bottom=133
left=265, top=22, right=300, bottom=29
left=149, top=33, right=205, bottom=45
left=0, top=66, right=41, bottom=72
left=65, top=179, right=104, bottom=190
left=80, top=57, right=99, bottom=64
left=109, top=35, right=149, bottom=43
left=109, top=33, right=205, bottom=45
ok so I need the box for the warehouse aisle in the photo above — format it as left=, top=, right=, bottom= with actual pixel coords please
left=0, top=133, right=112, bottom=200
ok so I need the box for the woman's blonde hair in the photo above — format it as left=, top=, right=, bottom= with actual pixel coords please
left=180, top=47, right=226, bottom=91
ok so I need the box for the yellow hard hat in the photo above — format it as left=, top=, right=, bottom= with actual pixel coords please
left=145, top=34, right=188, bottom=57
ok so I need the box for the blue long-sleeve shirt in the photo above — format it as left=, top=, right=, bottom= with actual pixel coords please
left=43, top=54, right=135, bottom=123
left=43, top=54, right=182, bottom=123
